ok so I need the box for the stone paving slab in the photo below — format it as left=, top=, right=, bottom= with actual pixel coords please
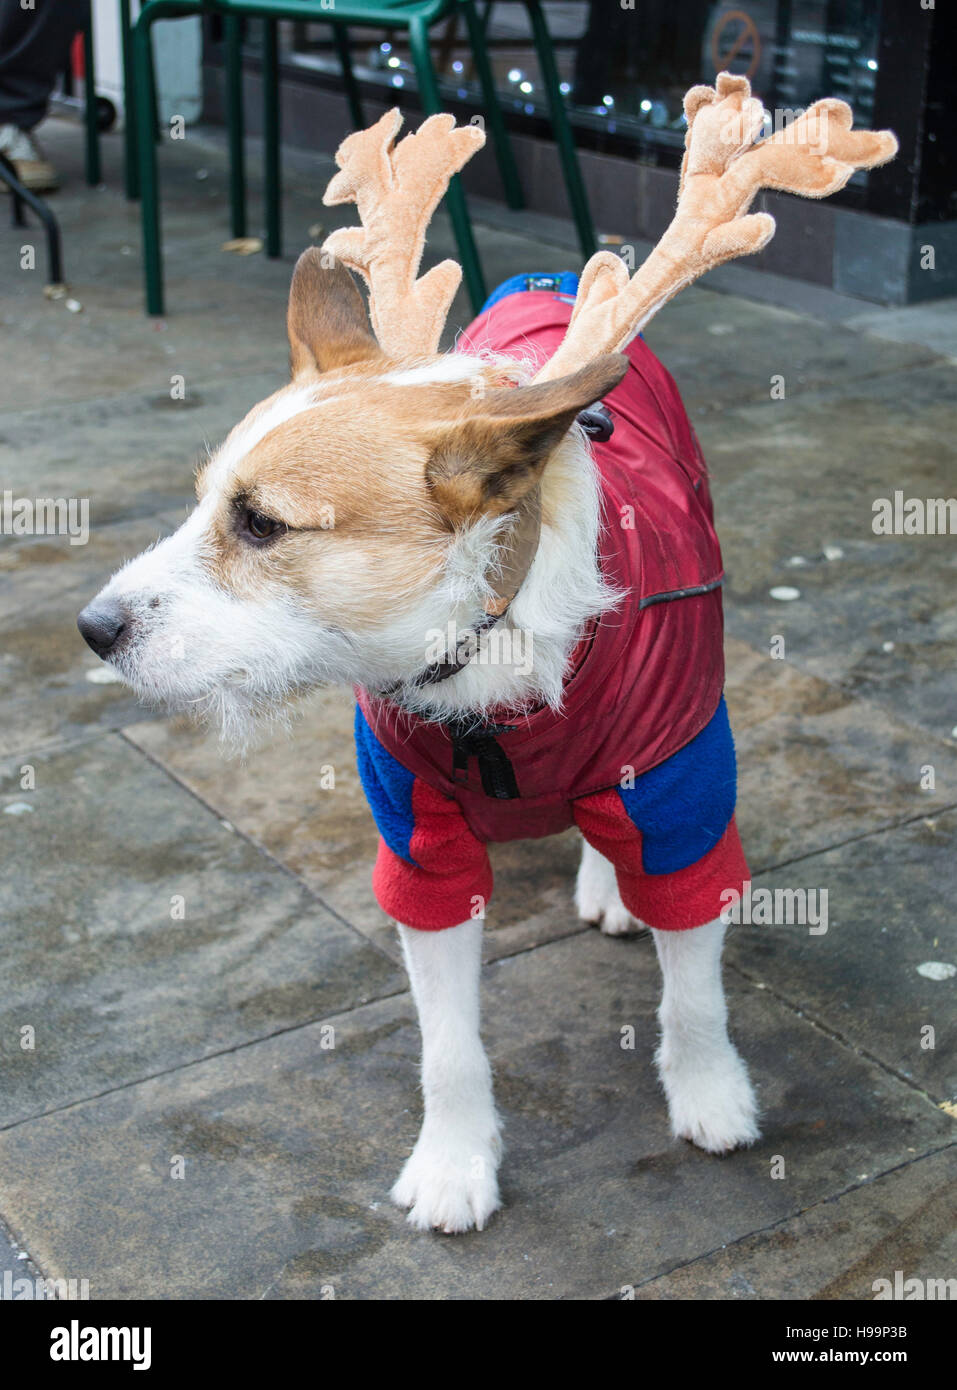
left=0, top=733, right=402, bottom=1126
left=0, top=1218, right=27, bottom=1282
left=724, top=637, right=957, bottom=871
left=0, top=514, right=179, bottom=756
left=0, top=371, right=279, bottom=523
left=0, top=931, right=950, bottom=1300
left=124, top=690, right=585, bottom=965
left=846, top=299, right=957, bottom=360
left=634, top=1146, right=957, bottom=1299
left=697, top=362, right=957, bottom=742
left=726, top=807, right=957, bottom=1103
left=0, top=279, right=289, bottom=412
left=644, top=292, right=939, bottom=419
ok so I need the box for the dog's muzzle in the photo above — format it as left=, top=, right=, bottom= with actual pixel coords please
left=77, top=598, right=131, bottom=659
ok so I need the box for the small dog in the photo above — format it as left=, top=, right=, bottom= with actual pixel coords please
left=78, top=80, right=895, bottom=1233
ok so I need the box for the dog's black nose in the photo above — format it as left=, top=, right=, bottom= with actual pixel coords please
left=77, top=599, right=129, bottom=658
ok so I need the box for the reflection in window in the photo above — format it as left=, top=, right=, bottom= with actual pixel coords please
left=284, top=2, right=880, bottom=152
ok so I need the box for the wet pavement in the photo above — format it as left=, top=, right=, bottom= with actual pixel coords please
left=0, top=117, right=954, bottom=1300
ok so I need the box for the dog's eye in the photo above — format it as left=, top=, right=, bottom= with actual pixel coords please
left=244, top=509, right=285, bottom=541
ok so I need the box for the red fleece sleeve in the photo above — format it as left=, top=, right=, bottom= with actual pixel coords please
left=371, top=780, right=493, bottom=931
left=574, top=789, right=749, bottom=931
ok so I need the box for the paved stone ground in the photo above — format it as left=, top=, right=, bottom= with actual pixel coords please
left=0, top=118, right=955, bottom=1301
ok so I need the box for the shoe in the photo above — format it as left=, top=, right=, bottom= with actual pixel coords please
left=0, top=124, right=59, bottom=193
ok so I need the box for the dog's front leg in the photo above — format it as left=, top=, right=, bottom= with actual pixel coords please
left=652, top=919, right=760, bottom=1153
left=391, top=919, right=502, bottom=1233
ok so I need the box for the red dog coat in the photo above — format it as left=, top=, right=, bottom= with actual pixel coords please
left=354, top=285, right=748, bottom=931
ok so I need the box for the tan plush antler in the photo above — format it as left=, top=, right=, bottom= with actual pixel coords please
left=322, top=109, right=485, bottom=359
left=534, top=73, right=898, bottom=383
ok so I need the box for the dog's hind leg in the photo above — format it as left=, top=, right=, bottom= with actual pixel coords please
left=575, top=839, right=644, bottom=936
left=391, top=919, right=502, bottom=1234
left=651, top=919, right=760, bottom=1153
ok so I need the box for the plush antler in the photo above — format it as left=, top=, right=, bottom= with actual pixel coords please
left=322, top=109, right=485, bottom=359
left=534, top=73, right=898, bottom=383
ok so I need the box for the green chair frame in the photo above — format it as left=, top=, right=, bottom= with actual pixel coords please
left=72, top=7, right=104, bottom=187
left=132, top=0, right=596, bottom=317
left=76, top=1, right=139, bottom=194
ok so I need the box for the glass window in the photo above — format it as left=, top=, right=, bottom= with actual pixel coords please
left=283, top=1, right=880, bottom=154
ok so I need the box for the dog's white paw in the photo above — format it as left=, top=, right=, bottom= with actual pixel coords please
left=391, top=1124, right=502, bottom=1234
left=575, top=845, right=644, bottom=936
left=656, top=1044, right=760, bottom=1154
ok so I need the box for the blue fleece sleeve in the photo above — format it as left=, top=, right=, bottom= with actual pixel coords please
left=617, top=695, right=738, bottom=874
left=354, top=704, right=417, bottom=865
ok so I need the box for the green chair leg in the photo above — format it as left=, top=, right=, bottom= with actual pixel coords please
left=525, top=0, right=595, bottom=259
left=144, top=14, right=161, bottom=152
left=262, top=17, right=281, bottom=258
left=82, top=12, right=101, bottom=187
left=133, top=7, right=164, bottom=315
left=225, top=13, right=247, bottom=239
left=408, top=14, right=486, bottom=314
left=459, top=0, right=522, bottom=211
left=119, top=0, right=138, bottom=199
left=332, top=24, right=365, bottom=130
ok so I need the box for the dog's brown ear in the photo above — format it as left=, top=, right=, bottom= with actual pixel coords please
left=287, top=248, right=383, bottom=377
left=426, top=354, right=628, bottom=525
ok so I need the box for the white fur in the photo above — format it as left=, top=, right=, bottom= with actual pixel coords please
left=96, top=499, right=355, bottom=748
left=384, top=357, right=483, bottom=387
left=206, top=383, right=322, bottom=490
left=90, top=351, right=618, bottom=747
left=387, top=902, right=758, bottom=1233
left=391, top=920, right=502, bottom=1233
left=652, top=919, right=760, bottom=1152
left=389, top=420, right=621, bottom=721
left=575, top=840, right=644, bottom=936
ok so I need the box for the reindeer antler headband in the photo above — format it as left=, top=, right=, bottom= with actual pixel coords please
left=318, top=79, right=895, bottom=636
left=322, top=75, right=897, bottom=369
left=322, top=109, right=486, bottom=358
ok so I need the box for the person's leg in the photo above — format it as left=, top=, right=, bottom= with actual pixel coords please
left=0, top=0, right=88, bottom=128
left=0, top=0, right=89, bottom=190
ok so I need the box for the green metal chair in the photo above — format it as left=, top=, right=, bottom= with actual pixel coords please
left=132, top=0, right=596, bottom=317
left=81, top=14, right=103, bottom=185
left=328, top=2, right=596, bottom=259
left=65, top=6, right=104, bottom=187
left=77, top=1, right=142, bottom=198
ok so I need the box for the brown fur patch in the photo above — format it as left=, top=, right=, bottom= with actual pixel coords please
left=199, top=374, right=480, bottom=627
left=287, top=249, right=382, bottom=377
left=426, top=355, right=628, bottom=526
left=194, top=268, right=624, bottom=632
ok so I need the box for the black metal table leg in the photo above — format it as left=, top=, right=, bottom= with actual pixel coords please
left=0, top=150, right=65, bottom=288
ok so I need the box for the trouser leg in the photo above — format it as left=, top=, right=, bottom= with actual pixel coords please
left=0, top=0, right=89, bottom=130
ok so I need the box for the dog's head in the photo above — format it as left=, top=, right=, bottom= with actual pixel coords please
left=77, top=251, right=624, bottom=742
left=78, top=93, right=896, bottom=742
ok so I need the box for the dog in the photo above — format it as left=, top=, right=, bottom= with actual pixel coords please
left=77, top=82, right=896, bottom=1233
